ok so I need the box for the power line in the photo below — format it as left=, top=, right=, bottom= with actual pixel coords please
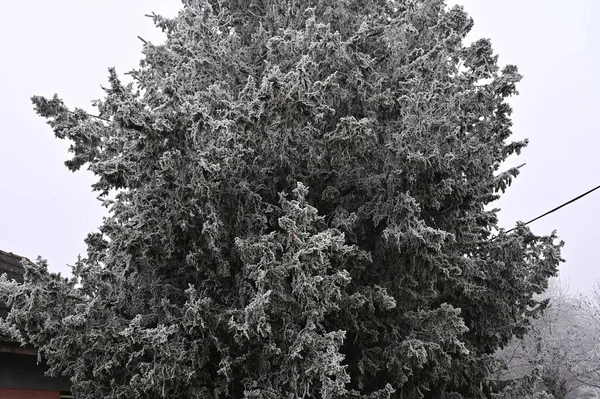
left=500, top=183, right=600, bottom=236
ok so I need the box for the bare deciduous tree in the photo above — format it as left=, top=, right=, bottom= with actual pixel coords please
left=496, top=278, right=600, bottom=399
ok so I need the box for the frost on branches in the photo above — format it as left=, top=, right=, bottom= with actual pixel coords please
left=1, top=0, right=562, bottom=398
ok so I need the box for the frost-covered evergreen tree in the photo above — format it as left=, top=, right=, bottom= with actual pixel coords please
left=0, top=0, right=562, bottom=397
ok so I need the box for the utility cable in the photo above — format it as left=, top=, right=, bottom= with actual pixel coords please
left=501, top=183, right=600, bottom=236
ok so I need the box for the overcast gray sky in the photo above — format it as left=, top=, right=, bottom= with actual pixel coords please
left=1, top=1, right=598, bottom=293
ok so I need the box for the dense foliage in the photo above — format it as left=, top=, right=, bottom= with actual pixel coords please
left=0, top=0, right=562, bottom=397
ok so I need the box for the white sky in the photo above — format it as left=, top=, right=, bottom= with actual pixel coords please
left=1, top=1, right=598, bottom=293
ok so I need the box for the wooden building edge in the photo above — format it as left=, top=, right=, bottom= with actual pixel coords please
left=0, top=249, right=72, bottom=399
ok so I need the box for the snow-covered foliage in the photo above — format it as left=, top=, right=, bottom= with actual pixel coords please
left=1, top=0, right=562, bottom=397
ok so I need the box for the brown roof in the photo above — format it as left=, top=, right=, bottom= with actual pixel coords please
left=0, top=249, right=28, bottom=284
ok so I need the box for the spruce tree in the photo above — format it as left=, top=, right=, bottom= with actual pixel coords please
left=1, top=1, right=562, bottom=397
